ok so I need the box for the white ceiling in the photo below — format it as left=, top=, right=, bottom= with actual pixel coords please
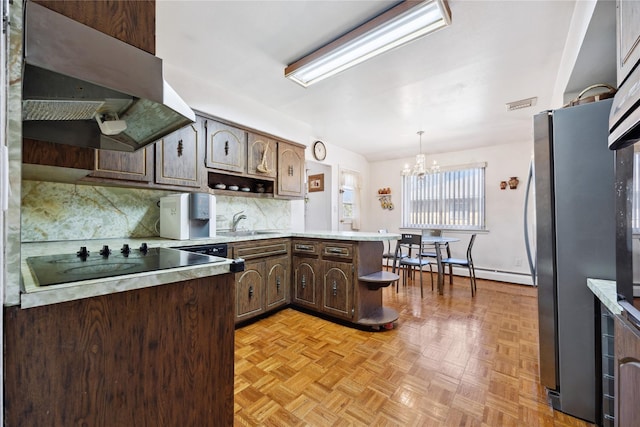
left=156, top=0, right=615, bottom=162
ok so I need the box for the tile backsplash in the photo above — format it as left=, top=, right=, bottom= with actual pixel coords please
left=21, top=181, right=292, bottom=242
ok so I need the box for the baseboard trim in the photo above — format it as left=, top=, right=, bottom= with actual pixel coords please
left=383, top=261, right=534, bottom=286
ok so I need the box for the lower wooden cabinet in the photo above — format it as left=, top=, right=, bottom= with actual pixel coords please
left=322, top=260, right=354, bottom=320
left=615, top=313, right=640, bottom=427
left=4, top=275, right=235, bottom=426
left=266, top=255, right=290, bottom=309
left=235, top=261, right=265, bottom=321
left=291, top=240, right=355, bottom=321
left=292, top=255, right=320, bottom=309
left=232, top=239, right=290, bottom=324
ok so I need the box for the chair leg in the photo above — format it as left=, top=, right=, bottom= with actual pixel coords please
left=428, top=264, right=434, bottom=291
left=419, top=266, right=424, bottom=298
left=470, top=263, right=477, bottom=296
left=467, top=265, right=474, bottom=297
left=449, top=263, right=453, bottom=285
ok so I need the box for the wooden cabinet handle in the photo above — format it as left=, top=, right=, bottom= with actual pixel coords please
left=288, top=165, right=293, bottom=176
left=332, top=280, right=338, bottom=296
left=301, top=275, right=306, bottom=289
left=248, top=286, right=254, bottom=298
left=224, top=141, right=229, bottom=156
left=276, top=277, right=281, bottom=293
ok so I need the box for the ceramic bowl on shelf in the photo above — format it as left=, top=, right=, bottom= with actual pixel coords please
left=228, top=185, right=239, bottom=191
left=214, top=183, right=226, bottom=190
left=241, top=187, right=251, bottom=192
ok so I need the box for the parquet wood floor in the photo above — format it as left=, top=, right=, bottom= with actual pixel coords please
left=234, top=275, right=595, bottom=426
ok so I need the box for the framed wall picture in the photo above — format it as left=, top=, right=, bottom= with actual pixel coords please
left=308, top=173, right=324, bottom=192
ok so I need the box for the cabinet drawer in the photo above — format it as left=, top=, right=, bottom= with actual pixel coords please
left=234, top=242, right=289, bottom=260
left=293, top=241, right=319, bottom=255
left=322, top=243, right=353, bottom=260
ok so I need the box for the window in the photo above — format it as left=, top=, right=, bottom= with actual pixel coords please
left=401, top=163, right=486, bottom=230
left=340, top=169, right=361, bottom=230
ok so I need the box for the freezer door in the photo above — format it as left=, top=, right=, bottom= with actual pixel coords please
left=533, top=111, right=558, bottom=391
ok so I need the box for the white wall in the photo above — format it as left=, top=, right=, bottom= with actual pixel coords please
left=368, top=140, right=534, bottom=284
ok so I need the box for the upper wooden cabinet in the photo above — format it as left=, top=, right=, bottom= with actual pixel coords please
left=203, top=119, right=247, bottom=173
left=277, top=142, right=305, bottom=198
left=92, top=148, right=153, bottom=182
left=31, top=0, right=156, bottom=54
left=155, top=118, right=203, bottom=189
left=617, top=0, right=640, bottom=86
left=247, top=133, right=277, bottom=179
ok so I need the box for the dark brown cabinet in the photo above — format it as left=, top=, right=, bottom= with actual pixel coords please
left=235, top=261, right=265, bottom=321
left=277, top=142, right=305, bottom=198
left=204, top=118, right=246, bottom=173
left=616, top=0, right=640, bottom=85
left=155, top=119, right=203, bottom=189
left=322, top=260, right=354, bottom=320
left=292, top=241, right=321, bottom=309
left=266, top=255, right=289, bottom=309
left=4, top=274, right=235, bottom=426
left=247, top=132, right=277, bottom=178
left=615, top=314, right=640, bottom=427
left=232, top=239, right=290, bottom=324
left=31, top=0, right=155, bottom=54
left=92, top=148, right=153, bottom=182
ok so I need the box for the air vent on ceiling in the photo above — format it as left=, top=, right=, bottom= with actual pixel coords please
left=506, top=97, right=538, bottom=111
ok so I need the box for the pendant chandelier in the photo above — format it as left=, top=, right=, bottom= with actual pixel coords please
left=402, top=131, right=439, bottom=176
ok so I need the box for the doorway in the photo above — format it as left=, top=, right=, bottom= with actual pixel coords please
left=305, top=162, right=332, bottom=231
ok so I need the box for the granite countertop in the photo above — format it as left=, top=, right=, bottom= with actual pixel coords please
left=20, top=231, right=400, bottom=308
left=587, top=278, right=623, bottom=315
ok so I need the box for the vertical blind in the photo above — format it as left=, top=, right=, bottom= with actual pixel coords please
left=401, top=163, right=486, bottom=229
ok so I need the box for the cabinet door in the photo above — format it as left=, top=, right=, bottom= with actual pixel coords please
left=617, top=0, right=640, bottom=85
left=235, top=261, right=265, bottom=322
left=277, top=142, right=305, bottom=198
left=155, top=120, right=202, bottom=188
left=615, top=315, right=640, bottom=427
left=247, top=133, right=277, bottom=178
left=92, top=148, right=153, bottom=182
left=322, top=260, right=353, bottom=320
left=266, top=255, right=289, bottom=309
left=204, top=119, right=246, bottom=173
left=292, top=256, right=319, bottom=309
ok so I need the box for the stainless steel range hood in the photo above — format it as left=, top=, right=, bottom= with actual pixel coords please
left=22, top=1, right=195, bottom=152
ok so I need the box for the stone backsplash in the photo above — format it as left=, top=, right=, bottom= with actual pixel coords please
left=21, top=181, right=292, bottom=242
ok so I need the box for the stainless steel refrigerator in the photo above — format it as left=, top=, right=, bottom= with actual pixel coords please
left=528, top=98, right=616, bottom=423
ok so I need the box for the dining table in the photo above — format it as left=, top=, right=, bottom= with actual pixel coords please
left=421, top=236, right=460, bottom=295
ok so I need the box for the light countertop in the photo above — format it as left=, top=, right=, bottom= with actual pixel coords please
left=20, top=231, right=400, bottom=308
left=587, top=278, right=623, bottom=315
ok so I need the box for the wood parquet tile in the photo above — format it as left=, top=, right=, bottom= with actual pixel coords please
left=234, top=275, right=595, bottom=427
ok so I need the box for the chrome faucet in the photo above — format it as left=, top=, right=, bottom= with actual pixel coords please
left=231, top=211, right=247, bottom=232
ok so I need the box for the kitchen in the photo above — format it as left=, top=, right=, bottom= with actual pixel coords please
left=1, top=0, right=639, bottom=426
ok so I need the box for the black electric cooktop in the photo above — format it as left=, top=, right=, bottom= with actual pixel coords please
left=27, top=245, right=227, bottom=287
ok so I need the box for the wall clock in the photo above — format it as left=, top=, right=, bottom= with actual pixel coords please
left=313, top=140, right=327, bottom=161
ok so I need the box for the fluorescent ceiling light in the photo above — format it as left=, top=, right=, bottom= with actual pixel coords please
left=285, top=0, right=452, bottom=87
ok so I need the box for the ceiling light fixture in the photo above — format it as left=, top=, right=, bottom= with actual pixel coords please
left=402, top=130, right=439, bottom=177
left=285, top=0, right=452, bottom=87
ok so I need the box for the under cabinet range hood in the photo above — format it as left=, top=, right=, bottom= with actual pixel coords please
left=21, top=1, right=195, bottom=152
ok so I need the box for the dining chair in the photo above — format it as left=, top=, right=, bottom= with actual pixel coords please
left=420, top=229, right=449, bottom=260
left=378, top=229, right=397, bottom=270
left=440, top=234, right=477, bottom=296
left=393, top=233, right=433, bottom=298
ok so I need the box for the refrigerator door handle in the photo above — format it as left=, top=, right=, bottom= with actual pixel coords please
left=524, top=159, right=536, bottom=282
